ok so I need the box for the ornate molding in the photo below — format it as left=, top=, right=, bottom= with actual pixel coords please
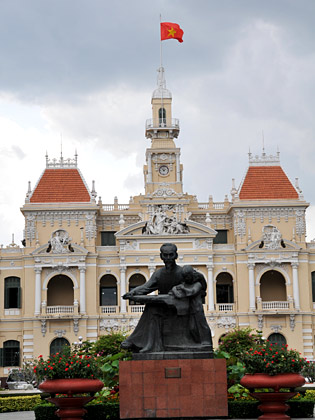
left=217, top=316, right=236, bottom=329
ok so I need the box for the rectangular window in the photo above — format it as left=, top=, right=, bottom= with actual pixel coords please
left=101, top=231, right=116, bottom=246
left=213, top=230, right=228, bottom=244
left=4, top=278, right=21, bottom=309
left=312, top=273, right=315, bottom=302
left=100, top=287, right=117, bottom=306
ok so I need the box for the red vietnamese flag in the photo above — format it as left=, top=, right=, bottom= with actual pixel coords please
left=160, top=22, right=184, bottom=43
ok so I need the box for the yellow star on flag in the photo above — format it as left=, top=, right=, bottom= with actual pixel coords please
left=167, top=27, right=176, bottom=38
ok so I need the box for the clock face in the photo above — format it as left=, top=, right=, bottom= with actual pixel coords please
left=159, top=165, right=169, bottom=176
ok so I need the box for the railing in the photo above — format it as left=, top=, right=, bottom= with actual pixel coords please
left=129, top=305, right=145, bottom=314
left=213, top=202, right=225, bottom=209
left=197, top=202, right=226, bottom=210
left=261, top=301, right=289, bottom=310
left=145, top=118, right=180, bottom=130
left=46, top=305, right=74, bottom=314
left=217, top=303, right=234, bottom=312
left=102, top=204, right=129, bottom=211
left=101, top=306, right=118, bottom=314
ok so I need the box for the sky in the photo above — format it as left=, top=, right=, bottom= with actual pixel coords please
left=0, top=0, right=315, bottom=246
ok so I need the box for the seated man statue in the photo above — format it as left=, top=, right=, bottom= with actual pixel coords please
left=121, top=243, right=213, bottom=355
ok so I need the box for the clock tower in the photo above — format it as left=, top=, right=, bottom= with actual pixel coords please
left=144, top=67, right=183, bottom=197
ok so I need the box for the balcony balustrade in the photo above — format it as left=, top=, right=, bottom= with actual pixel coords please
left=128, top=305, right=145, bottom=314
left=217, top=303, right=234, bottom=312
left=100, top=306, right=119, bottom=314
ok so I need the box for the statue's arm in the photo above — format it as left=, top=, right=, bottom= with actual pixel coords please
left=180, top=282, right=203, bottom=297
left=123, top=271, right=159, bottom=299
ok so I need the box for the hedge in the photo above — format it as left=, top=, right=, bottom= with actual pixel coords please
left=228, top=399, right=315, bottom=418
left=0, top=395, right=42, bottom=413
left=34, top=402, right=120, bottom=420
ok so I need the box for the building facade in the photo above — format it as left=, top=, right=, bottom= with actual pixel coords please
left=1, top=67, right=315, bottom=377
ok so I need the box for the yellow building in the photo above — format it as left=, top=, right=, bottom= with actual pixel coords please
left=1, top=67, right=315, bottom=379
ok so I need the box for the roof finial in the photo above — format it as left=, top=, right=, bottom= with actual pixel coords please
left=60, top=133, right=63, bottom=158
left=262, top=130, right=265, bottom=156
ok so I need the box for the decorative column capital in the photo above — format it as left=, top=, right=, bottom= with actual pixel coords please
left=79, top=266, right=86, bottom=273
left=206, top=264, right=214, bottom=271
left=34, top=267, right=42, bottom=274
left=247, top=262, right=255, bottom=270
left=120, top=266, right=127, bottom=274
left=291, top=262, right=299, bottom=269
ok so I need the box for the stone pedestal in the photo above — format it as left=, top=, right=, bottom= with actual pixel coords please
left=119, top=358, right=227, bottom=419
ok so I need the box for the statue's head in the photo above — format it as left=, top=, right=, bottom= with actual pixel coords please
left=160, top=243, right=178, bottom=268
left=182, top=265, right=195, bottom=284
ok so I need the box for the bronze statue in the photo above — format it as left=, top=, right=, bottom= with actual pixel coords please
left=121, top=243, right=213, bottom=355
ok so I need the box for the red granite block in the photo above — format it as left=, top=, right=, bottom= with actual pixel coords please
left=191, top=382, right=204, bottom=396
left=203, top=382, right=215, bottom=396
left=130, top=383, right=143, bottom=397
left=169, top=408, right=180, bottom=417
left=144, top=396, right=156, bottom=410
left=203, top=396, right=216, bottom=410
left=167, top=395, right=179, bottom=409
left=214, top=371, right=227, bottom=384
left=156, top=396, right=168, bottom=410
left=130, top=361, right=143, bottom=372
left=131, top=372, right=143, bottom=385
left=156, top=409, right=168, bottom=417
left=143, top=382, right=156, bottom=397
left=190, top=369, right=204, bottom=383
left=155, top=384, right=168, bottom=396
left=143, top=372, right=156, bottom=385
left=142, top=360, right=155, bottom=372
left=215, top=359, right=226, bottom=372
left=166, top=382, right=179, bottom=397
left=130, top=396, right=144, bottom=410
left=119, top=373, right=132, bottom=386
left=179, top=383, right=192, bottom=396
left=162, top=359, right=179, bottom=367
left=202, top=359, right=215, bottom=371
left=119, top=361, right=131, bottom=375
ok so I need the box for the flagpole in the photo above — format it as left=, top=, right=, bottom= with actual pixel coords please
left=160, top=14, right=163, bottom=68
left=159, top=14, right=164, bottom=126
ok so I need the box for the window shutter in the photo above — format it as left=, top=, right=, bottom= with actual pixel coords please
left=17, top=287, right=21, bottom=309
left=0, top=348, right=4, bottom=367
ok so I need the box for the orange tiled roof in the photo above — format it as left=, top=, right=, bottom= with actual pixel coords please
left=239, top=166, right=299, bottom=200
left=30, top=169, right=91, bottom=203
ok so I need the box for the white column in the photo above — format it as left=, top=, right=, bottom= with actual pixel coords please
left=148, top=154, right=152, bottom=183
left=176, top=153, right=180, bottom=182
left=79, top=267, right=86, bottom=314
left=207, top=264, right=215, bottom=311
left=291, top=262, right=300, bottom=310
left=248, top=263, right=256, bottom=311
left=148, top=266, right=156, bottom=295
left=34, top=267, right=42, bottom=316
left=120, top=266, right=127, bottom=313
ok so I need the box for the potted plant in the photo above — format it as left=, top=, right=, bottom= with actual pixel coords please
left=240, top=341, right=308, bottom=420
left=34, top=343, right=103, bottom=420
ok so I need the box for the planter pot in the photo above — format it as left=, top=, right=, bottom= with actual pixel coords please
left=240, top=374, right=305, bottom=420
left=39, top=378, right=104, bottom=420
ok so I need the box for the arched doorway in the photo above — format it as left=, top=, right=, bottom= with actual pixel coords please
left=47, top=275, right=74, bottom=306
left=268, top=333, right=287, bottom=347
left=128, top=274, right=146, bottom=305
left=260, top=270, right=286, bottom=301
left=50, top=337, right=70, bottom=356
left=216, top=272, right=234, bottom=304
left=100, top=274, right=117, bottom=306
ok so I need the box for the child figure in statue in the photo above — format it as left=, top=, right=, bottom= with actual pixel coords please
left=171, top=265, right=212, bottom=346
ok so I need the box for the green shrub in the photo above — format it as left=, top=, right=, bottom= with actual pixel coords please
left=34, top=401, right=120, bottom=420
left=218, top=328, right=263, bottom=360
left=89, top=332, right=129, bottom=357
left=0, top=395, right=41, bottom=413
left=228, top=399, right=314, bottom=418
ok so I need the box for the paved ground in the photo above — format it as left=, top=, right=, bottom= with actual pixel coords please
left=0, top=412, right=35, bottom=419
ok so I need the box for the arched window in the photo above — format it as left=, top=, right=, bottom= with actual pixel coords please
left=159, top=107, right=166, bottom=126
left=312, top=272, right=315, bottom=303
left=100, top=274, right=117, bottom=306
left=128, top=274, right=146, bottom=305
left=47, top=275, right=74, bottom=306
left=216, top=272, right=234, bottom=303
left=50, top=338, right=70, bottom=356
left=4, top=277, right=21, bottom=309
left=1, top=340, right=20, bottom=367
left=268, top=333, right=287, bottom=347
left=260, top=270, right=286, bottom=301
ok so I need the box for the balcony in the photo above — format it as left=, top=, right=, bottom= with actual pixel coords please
left=42, top=304, right=79, bottom=317
left=100, top=306, right=119, bottom=315
left=128, top=305, right=145, bottom=314
left=217, top=303, right=234, bottom=312
left=145, top=118, right=180, bottom=138
left=256, top=300, right=294, bottom=312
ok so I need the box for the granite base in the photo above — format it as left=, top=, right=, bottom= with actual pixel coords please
left=119, top=358, right=228, bottom=419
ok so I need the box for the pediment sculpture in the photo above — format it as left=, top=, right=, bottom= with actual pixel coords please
left=142, top=205, right=190, bottom=235
left=47, top=229, right=74, bottom=254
